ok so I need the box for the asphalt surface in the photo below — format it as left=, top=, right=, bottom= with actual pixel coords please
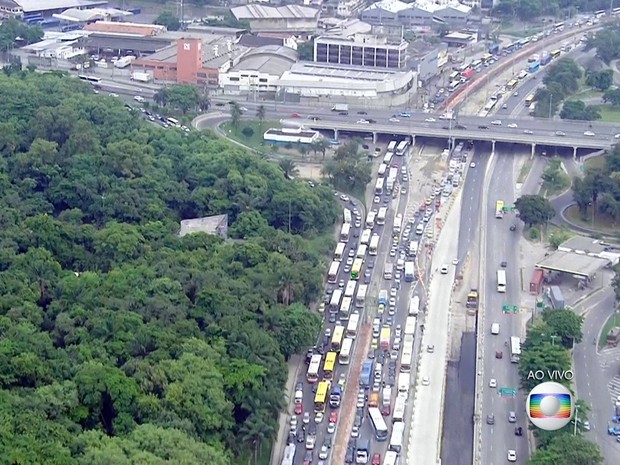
left=574, top=289, right=620, bottom=465
left=480, top=151, right=529, bottom=465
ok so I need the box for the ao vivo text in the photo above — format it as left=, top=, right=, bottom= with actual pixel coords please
left=527, top=369, right=574, bottom=381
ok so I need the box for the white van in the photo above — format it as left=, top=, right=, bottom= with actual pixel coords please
left=491, top=323, right=500, bottom=335
left=416, top=224, right=424, bottom=235
left=396, top=259, right=405, bottom=271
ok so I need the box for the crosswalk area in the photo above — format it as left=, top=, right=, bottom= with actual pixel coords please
left=607, top=377, right=620, bottom=406
left=599, top=346, right=620, bottom=367
left=600, top=347, right=620, bottom=405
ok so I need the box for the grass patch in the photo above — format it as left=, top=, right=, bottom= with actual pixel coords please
left=599, top=311, right=620, bottom=349
left=593, top=105, right=620, bottom=123
left=565, top=204, right=619, bottom=234
left=221, top=119, right=280, bottom=151
left=500, top=24, right=544, bottom=37
left=574, top=89, right=603, bottom=100
left=584, top=156, right=605, bottom=171
left=518, top=159, right=533, bottom=183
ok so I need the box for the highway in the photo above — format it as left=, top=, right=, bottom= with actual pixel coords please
left=574, top=289, right=620, bottom=465
left=479, top=151, right=529, bottom=465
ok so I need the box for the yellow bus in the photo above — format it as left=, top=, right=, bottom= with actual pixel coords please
left=525, top=94, right=535, bottom=106
left=314, top=381, right=330, bottom=412
left=481, top=53, right=493, bottom=63
left=351, top=258, right=363, bottom=280
left=323, top=352, right=337, bottom=379
left=449, top=71, right=460, bottom=80
left=551, top=49, right=561, bottom=59
left=506, top=79, right=518, bottom=90
left=495, top=200, right=504, bottom=219
left=331, top=325, right=345, bottom=352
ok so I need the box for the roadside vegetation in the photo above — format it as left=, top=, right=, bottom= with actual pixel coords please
left=540, top=157, right=570, bottom=197
left=0, top=69, right=342, bottom=463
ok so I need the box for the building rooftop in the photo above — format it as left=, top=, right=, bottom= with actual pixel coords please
left=21, top=38, right=78, bottom=52
left=10, top=0, right=106, bottom=13
left=364, top=0, right=411, bottom=14
left=324, top=18, right=372, bottom=37
left=84, top=21, right=166, bottom=36
left=558, top=237, right=608, bottom=254
left=233, top=45, right=297, bottom=75
left=79, top=33, right=173, bottom=53
left=231, top=4, right=319, bottom=20
left=535, top=251, right=610, bottom=279
left=185, top=25, right=247, bottom=36
left=53, top=7, right=130, bottom=22
left=238, top=34, right=285, bottom=48
left=317, top=33, right=407, bottom=48
left=444, top=31, right=474, bottom=40
left=179, top=215, right=228, bottom=238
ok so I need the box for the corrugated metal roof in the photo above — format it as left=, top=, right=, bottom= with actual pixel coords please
left=364, top=0, right=410, bottom=14
left=231, top=4, right=319, bottom=20
left=16, top=0, right=106, bottom=13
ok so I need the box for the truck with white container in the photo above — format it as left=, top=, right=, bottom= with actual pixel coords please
left=114, top=55, right=136, bottom=68
left=331, top=103, right=349, bottom=112
left=130, top=71, right=152, bottom=82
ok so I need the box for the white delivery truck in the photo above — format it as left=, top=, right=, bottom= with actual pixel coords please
left=130, top=71, right=153, bottom=82
left=331, top=103, right=349, bottom=112
left=397, top=372, right=410, bottom=394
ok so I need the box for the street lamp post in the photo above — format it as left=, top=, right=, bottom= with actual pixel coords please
left=573, top=404, right=580, bottom=435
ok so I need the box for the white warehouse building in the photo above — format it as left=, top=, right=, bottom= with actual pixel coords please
left=264, top=127, right=322, bottom=145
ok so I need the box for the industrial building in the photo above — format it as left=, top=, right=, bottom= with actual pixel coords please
left=230, top=4, right=319, bottom=33
left=361, top=0, right=472, bottom=28
left=411, top=43, right=449, bottom=83
left=314, top=34, right=408, bottom=69
left=263, top=127, right=322, bottom=145
left=219, top=45, right=297, bottom=94
left=0, top=0, right=107, bottom=18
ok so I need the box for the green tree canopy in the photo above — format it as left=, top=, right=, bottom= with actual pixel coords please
left=519, top=340, right=572, bottom=390
left=560, top=99, right=601, bottom=121
left=528, top=432, right=603, bottom=465
left=154, top=11, right=181, bottom=31
left=585, top=69, right=613, bottom=91
left=515, top=194, right=555, bottom=227
left=0, top=70, right=333, bottom=462
left=541, top=309, right=584, bottom=348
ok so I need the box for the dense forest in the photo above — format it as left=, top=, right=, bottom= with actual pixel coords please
left=0, top=70, right=337, bottom=464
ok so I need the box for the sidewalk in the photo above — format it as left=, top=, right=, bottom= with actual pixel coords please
left=270, top=355, right=302, bottom=465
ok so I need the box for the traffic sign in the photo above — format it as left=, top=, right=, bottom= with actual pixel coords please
left=502, top=206, right=517, bottom=212
left=502, top=305, right=518, bottom=313
left=499, top=387, right=516, bottom=398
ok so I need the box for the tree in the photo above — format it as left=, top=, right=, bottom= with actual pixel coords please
left=585, top=69, right=613, bottom=91
left=534, top=58, right=582, bottom=116
left=612, top=264, right=620, bottom=302
left=241, top=126, right=254, bottom=139
left=541, top=309, right=584, bottom=348
left=585, top=23, right=620, bottom=64
left=519, top=342, right=572, bottom=390
left=278, top=159, right=298, bottom=179
left=560, top=100, right=601, bottom=121
left=528, top=433, right=603, bottom=465
left=256, top=105, right=266, bottom=132
left=515, top=195, right=555, bottom=227
left=154, top=11, right=181, bottom=31
left=603, top=88, right=620, bottom=106
left=230, top=102, right=242, bottom=132
left=297, top=39, right=314, bottom=61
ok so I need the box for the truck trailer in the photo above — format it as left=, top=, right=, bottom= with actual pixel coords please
left=130, top=71, right=152, bottom=82
left=114, top=56, right=136, bottom=68
left=331, top=104, right=349, bottom=112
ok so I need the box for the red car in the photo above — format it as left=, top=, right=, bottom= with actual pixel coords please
left=291, top=112, right=301, bottom=118
left=372, top=453, right=381, bottom=465
left=329, top=411, right=338, bottom=423
left=294, top=403, right=303, bottom=415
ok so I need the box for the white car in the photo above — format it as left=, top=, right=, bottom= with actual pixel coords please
left=425, top=117, right=436, bottom=122
left=389, top=297, right=396, bottom=307
left=507, top=450, right=517, bottom=462
left=489, top=378, right=497, bottom=388
left=584, top=131, right=595, bottom=136
left=374, top=196, right=380, bottom=203
left=440, top=264, right=449, bottom=274
left=351, top=425, right=360, bottom=438
left=507, top=123, right=518, bottom=128
left=555, top=130, right=566, bottom=137
left=357, top=119, right=370, bottom=124
left=108, top=93, right=119, bottom=98
left=491, top=120, right=502, bottom=125
left=614, top=133, right=620, bottom=139
left=470, top=162, right=476, bottom=168
left=340, top=194, right=350, bottom=202
left=389, top=117, right=400, bottom=123
left=315, top=412, right=324, bottom=423
left=523, top=129, right=533, bottom=134
left=390, top=288, right=397, bottom=297
left=452, top=258, right=459, bottom=265
left=327, top=422, right=336, bottom=434
left=422, top=376, right=430, bottom=386
left=319, top=445, right=329, bottom=460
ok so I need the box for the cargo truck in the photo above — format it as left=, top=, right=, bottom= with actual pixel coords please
left=130, top=71, right=152, bottom=82
left=355, top=439, right=370, bottom=464
left=329, top=385, right=342, bottom=408
left=114, top=56, right=136, bottom=68
left=360, top=360, right=373, bottom=388
left=331, top=103, right=349, bottom=112
left=404, top=262, right=415, bottom=282
left=378, top=290, right=388, bottom=306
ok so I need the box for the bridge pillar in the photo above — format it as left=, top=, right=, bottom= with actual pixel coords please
left=573, top=146, right=578, bottom=160
left=373, top=132, right=378, bottom=144
left=530, top=143, right=536, bottom=159
left=491, top=140, right=496, bottom=154
left=334, top=129, right=339, bottom=140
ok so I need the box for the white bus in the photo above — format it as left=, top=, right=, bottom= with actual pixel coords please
left=378, top=163, right=387, bottom=177
left=400, top=340, right=413, bottom=372
left=408, top=240, right=418, bottom=257
left=368, top=407, right=389, bottom=441
left=346, top=313, right=360, bottom=338
left=329, top=289, right=343, bottom=313
left=339, top=296, right=353, bottom=320
left=383, top=451, right=399, bottom=465
left=395, top=140, right=409, bottom=156
left=340, top=223, right=351, bottom=242
left=355, top=284, right=367, bottom=308
left=343, top=208, right=352, bottom=225
left=409, top=295, right=420, bottom=316
left=497, top=269, right=507, bottom=293
left=389, top=421, right=405, bottom=453
left=360, top=229, right=372, bottom=245
left=375, top=178, right=385, bottom=194
left=356, top=244, right=367, bottom=258
left=327, top=261, right=340, bottom=284
left=392, top=395, right=406, bottom=422
left=339, top=337, right=353, bottom=364
left=387, top=141, right=397, bottom=153
left=307, top=354, right=322, bottom=383
left=344, top=280, right=357, bottom=298
left=510, top=336, right=521, bottom=363
left=377, top=207, right=387, bottom=225
left=334, top=242, right=346, bottom=261
left=366, top=211, right=376, bottom=229
left=369, top=234, right=380, bottom=256
left=404, top=316, right=417, bottom=335
left=448, top=80, right=461, bottom=92
left=281, top=444, right=296, bottom=465
left=393, top=214, right=402, bottom=235
left=383, top=152, right=393, bottom=166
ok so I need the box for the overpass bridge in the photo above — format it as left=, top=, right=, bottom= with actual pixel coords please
left=280, top=114, right=617, bottom=156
